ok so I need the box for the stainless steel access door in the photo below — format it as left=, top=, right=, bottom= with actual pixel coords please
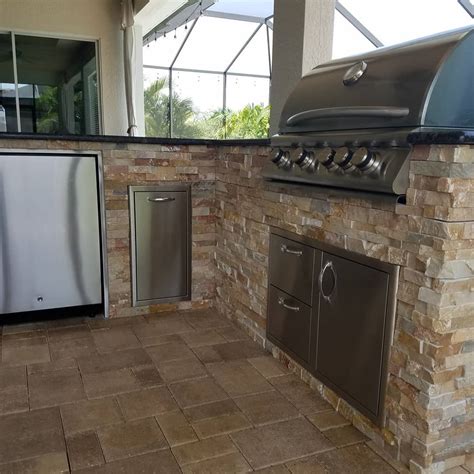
left=316, top=252, right=389, bottom=417
left=130, top=185, right=191, bottom=306
left=0, top=153, right=102, bottom=314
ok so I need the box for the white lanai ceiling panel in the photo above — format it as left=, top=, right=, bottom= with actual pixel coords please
left=207, top=0, right=273, bottom=20
left=135, top=0, right=188, bottom=37
left=332, top=10, right=376, bottom=59
left=339, top=0, right=474, bottom=47
left=143, top=22, right=189, bottom=67
left=173, top=16, right=256, bottom=71
left=228, top=26, right=270, bottom=76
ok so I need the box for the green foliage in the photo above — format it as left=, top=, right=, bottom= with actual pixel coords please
left=144, top=78, right=270, bottom=139
left=224, top=104, right=270, bottom=139
left=36, top=86, right=59, bottom=133
left=144, top=77, right=203, bottom=138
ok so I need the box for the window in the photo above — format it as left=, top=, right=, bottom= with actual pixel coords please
left=0, top=33, right=101, bottom=135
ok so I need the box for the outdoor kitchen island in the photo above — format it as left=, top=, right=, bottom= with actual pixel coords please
left=0, top=133, right=473, bottom=473
left=215, top=134, right=474, bottom=473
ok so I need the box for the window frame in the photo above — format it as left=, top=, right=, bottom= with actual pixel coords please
left=0, top=30, right=103, bottom=135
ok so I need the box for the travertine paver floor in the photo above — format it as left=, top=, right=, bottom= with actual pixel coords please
left=0, top=308, right=408, bottom=473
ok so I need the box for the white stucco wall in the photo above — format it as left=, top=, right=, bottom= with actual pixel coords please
left=0, top=0, right=145, bottom=135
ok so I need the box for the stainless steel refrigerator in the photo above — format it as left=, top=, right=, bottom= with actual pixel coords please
left=0, top=152, right=104, bottom=315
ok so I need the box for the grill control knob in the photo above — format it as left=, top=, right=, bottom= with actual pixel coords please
left=333, top=147, right=353, bottom=170
left=272, top=148, right=292, bottom=170
left=295, top=149, right=316, bottom=173
left=316, top=147, right=337, bottom=170
left=352, top=147, right=378, bottom=172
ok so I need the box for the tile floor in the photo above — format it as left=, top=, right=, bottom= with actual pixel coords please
left=0, top=308, right=411, bottom=473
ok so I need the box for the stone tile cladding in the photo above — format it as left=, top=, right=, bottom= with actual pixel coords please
left=214, top=144, right=474, bottom=473
left=0, top=140, right=217, bottom=317
left=2, top=139, right=474, bottom=472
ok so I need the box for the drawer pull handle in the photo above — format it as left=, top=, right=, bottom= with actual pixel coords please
left=148, top=197, right=176, bottom=203
left=318, top=260, right=337, bottom=304
left=280, top=244, right=303, bottom=256
left=278, top=297, right=300, bottom=312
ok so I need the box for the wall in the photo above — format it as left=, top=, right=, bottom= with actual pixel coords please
left=0, top=0, right=143, bottom=135
left=214, top=144, right=474, bottom=472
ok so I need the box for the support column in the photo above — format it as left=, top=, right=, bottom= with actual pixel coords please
left=269, top=0, right=335, bottom=134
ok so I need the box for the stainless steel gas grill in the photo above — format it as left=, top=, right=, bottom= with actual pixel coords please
left=263, top=26, right=474, bottom=195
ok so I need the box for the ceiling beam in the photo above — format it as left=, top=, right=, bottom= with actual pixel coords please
left=203, top=10, right=268, bottom=24
left=458, top=0, right=474, bottom=17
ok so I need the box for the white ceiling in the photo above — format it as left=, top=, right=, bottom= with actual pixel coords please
left=135, top=0, right=188, bottom=36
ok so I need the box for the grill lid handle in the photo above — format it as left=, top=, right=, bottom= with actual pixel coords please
left=286, top=106, right=409, bottom=127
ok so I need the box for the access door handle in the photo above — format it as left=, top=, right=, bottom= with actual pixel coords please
left=280, top=244, right=303, bottom=257
left=278, top=297, right=300, bottom=312
left=318, top=260, right=337, bottom=304
left=147, top=197, right=176, bottom=203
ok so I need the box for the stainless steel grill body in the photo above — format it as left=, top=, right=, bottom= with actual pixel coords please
left=264, top=27, right=474, bottom=195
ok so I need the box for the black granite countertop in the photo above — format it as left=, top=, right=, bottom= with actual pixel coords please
left=0, top=132, right=270, bottom=147
left=408, top=130, right=474, bottom=145
left=3, top=130, right=473, bottom=147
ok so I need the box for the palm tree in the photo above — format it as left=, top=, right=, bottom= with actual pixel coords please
left=144, top=77, right=202, bottom=138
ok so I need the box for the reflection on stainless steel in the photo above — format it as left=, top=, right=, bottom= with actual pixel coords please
left=0, top=153, right=102, bottom=314
left=263, top=26, right=474, bottom=195
left=0, top=174, right=11, bottom=311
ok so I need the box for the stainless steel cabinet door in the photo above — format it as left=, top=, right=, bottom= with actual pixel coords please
left=316, top=252, right=389, bottom=417
left=132, top=188, right=190, bottom=304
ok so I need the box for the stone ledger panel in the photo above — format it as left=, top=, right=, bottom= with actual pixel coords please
left=214, top=144, right=474, bottom=473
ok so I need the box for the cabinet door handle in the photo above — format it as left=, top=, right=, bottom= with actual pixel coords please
left=278, top=297, right=300, bottom=312
left=280, top=244, right=303, bottom=256
left=147, top=197, right=176, bottom=203
left=318, top=261, right=337, bottom=304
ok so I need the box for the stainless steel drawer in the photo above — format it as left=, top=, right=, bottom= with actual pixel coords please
left=269, top=234, right=315, bottom=305
left=267, top=285, right=312, bottom=364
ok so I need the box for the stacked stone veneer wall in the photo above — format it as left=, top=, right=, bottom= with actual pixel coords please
left=214, top=144, right=474, bottom=473
left=0, top=139, right=217, bottom=318
left=2, top=138, right=474, bottom=471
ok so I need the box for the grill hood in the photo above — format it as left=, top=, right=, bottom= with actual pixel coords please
left=279, top=26, right=474, bottom=136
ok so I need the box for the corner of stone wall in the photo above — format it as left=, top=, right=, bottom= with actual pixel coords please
left=388, top=144, right=474, bottom=473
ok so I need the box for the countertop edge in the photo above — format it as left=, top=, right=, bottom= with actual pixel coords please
left=407, top=130, right=474, bottom=145
left=3, top=131, right=473, bottom=146
left=0, top=133, right=271, bottom=147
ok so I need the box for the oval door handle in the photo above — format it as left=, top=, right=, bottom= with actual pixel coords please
left=318, top=261, right=337, bottom=304
left=147, top=197, right=176, bottom=203
left=280, top=244, right=303, bottom=257
left=278, top=297, right=300, bottom=312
